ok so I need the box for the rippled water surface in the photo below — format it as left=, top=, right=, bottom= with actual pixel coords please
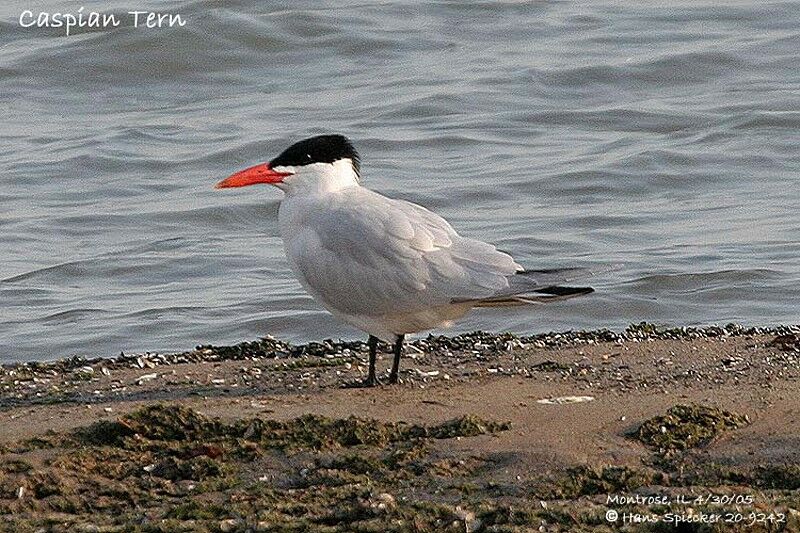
left=1, top=0, right=798, bottom=361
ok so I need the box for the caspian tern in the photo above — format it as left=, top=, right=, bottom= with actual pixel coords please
left=216, top=135, right=594, bottom=386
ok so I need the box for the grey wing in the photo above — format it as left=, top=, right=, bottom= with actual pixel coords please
left=295, top=192, right=521, bottom=316
left=452, top=266, right=607, bottom=306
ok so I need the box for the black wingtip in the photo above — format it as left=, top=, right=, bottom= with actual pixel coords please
left=533, top=286, right=595, bottom=297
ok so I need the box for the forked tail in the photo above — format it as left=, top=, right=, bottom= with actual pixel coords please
left=453, top=266, right=601, bottom=308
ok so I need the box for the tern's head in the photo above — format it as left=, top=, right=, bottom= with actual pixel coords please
left=215, top=134, right=361, bottom=194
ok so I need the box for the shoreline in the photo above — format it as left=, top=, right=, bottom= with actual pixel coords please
left=2, top=323, right=797, bottom=413
left=2, top=323, right=800, bottom=531
left=3, top=321, right=796, bottom=378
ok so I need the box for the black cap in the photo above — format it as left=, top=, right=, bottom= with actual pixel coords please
left=270, top=135, right=360, bottom=177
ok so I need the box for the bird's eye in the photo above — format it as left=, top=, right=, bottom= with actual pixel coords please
left=306, top=154, right=312, bottom=160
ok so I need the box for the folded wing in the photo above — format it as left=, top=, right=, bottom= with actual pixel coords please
left=293, top=189, right=593, bottom=316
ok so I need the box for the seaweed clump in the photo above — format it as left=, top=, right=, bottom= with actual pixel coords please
left=544, top=465, right=661, bottom=499
left=42, top=405, right=509, bottom=454
left=1, top=404, right=516, bottom=531
left=634, top=404, right=749, bottom=456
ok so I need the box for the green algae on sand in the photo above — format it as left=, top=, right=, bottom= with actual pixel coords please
left=3, top=403, right=800, bottom=532
left=634, top=404, right=750, bottom=456
left=1, top=404, right=513, bottom=532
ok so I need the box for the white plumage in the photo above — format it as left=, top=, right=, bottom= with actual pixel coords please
left=280, top=185, right=520, bottom=340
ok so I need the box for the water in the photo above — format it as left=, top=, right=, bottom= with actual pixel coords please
left=1, top=0, right=798, bottom=362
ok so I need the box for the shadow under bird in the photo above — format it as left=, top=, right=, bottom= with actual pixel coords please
left=215, top=135, right=594, bottom=386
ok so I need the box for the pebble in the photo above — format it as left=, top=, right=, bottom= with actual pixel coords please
left=136, top=373, right=158, bottom=385
left=372, top=492, right=396, bottom=511
left=219, top=519, right=242, bottom=532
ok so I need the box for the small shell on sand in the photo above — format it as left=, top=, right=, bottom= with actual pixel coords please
left=536, top=395, right=595, bottom=405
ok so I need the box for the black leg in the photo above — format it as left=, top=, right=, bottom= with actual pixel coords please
left=389, top=334, right=404, bottom=384
left=365, top=335, right=380, bottom=387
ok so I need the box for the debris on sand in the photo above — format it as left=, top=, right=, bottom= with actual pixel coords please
left=0, top=404, right=515, bottom=531
left=545, top=465, right=661, bottom=499
left=634, top=404, right=749, bottom=455
left=4, top=323, right=797, bottom=379
left=769, top=332, right=800, bottom=352
left=3, top=324, right=800, bottom=423
left=536, top=396, right=595, bottom=405
left=63, top=404, right=512, bottom=452
left=3, top=326, right=800, bottom=531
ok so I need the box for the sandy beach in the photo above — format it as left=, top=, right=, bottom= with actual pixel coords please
left=2, top=324, right=799, bottom=532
